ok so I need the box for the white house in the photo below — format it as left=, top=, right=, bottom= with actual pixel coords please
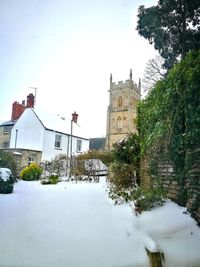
left=9, top=108, right=89, bottom=165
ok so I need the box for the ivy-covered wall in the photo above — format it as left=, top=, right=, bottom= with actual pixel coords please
left=138, top=49, right=200, bottom=224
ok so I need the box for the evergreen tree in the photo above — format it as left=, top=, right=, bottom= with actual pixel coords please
left=137, top=0, right=200, bottom=69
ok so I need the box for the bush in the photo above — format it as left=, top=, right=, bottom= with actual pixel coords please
left=109, top=162, right=135, bottom=189
left=0, top=176, right=14, bottom=194
left=41, top=174, right=59, bottom=185
left=108, top=184, right=166, bottom=213
left=132, top=187, right=166, bottom=213
left=20, top=163, right=43, bottom=181
left=71, top=161, right=85, bottom=181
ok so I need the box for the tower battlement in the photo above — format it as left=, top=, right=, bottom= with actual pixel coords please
left=111, top=80, right=140, bottom=93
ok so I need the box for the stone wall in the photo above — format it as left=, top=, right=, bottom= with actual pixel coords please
left=140, top=152, right=200, bottom=225
left=2, top=148, right=42, bottom=176
left=186, top=148, right=200, bottom=224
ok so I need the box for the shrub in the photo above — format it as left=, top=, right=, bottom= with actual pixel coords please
left=132, top=187, right=166, bottom=213
left=20, top=163, right=42, bottom=181
left=0, top=176, right=14, bottom=194
left=41, top=174, right=59, bottom=185
left=108, top=184, right=166, bottom=213
left=71, top=161, right=85, bottom=181
left=109, top=162, right=135, bottom=189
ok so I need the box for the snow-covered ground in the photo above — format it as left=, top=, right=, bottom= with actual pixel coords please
left=0, top=178, right=200, bottom=267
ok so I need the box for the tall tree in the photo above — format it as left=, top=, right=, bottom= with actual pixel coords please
left=142, top=54, right=166, bottom=93
left=137, top=0, right=200, bottom=69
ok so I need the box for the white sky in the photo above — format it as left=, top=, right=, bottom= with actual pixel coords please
left=0, top=0, right=157, bottom=138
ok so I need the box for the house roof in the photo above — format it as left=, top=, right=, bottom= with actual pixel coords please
left=0, top=120, right=16, bottom=126
left=31, top=108, right=89, bottom=140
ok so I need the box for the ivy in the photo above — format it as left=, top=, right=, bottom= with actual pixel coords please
left=138, top=49, right=200, bottom=215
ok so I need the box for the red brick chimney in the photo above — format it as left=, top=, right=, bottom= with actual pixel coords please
left=11, top=101, right=26, bottom=121
left=27, top=93, right=35, bottom=108
left=11, top=93, right=35, bottom=121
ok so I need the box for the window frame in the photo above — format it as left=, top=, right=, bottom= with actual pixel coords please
left=54, top=134, right=62, bottom=149
left=4, top=125, right=12, bottom=134
left=76, top=139, right=82, bottom=152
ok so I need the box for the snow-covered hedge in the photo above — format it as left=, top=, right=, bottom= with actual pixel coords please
left=0, top=168, right=14, bottom=194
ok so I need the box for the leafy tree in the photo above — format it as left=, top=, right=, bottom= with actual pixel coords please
left=137, top=0, right=200, bottom=69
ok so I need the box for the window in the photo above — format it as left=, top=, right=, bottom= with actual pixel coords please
left=4, top=125, right=12, bottom=134
left=117, top=116, right=122, bottom=131
left=2, top=141, right=9, bottom=149
left=28, top=156, right=35, bottom=165
left=117, top=96, right=123, bottom=107
left=76, top=139, right=82, bottom=152
left=124, top=96, right=128, bottom=107
left=55, top=134, right=62, bottom=148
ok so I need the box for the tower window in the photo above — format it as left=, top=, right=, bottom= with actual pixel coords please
left=117, top=116, right=122, bottom=130
left=124, top=96, right=128, bottom=107
left=117, top=96, right=123, bottom=107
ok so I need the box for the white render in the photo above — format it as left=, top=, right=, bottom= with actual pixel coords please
left=10, top=108, right=89, bottom=161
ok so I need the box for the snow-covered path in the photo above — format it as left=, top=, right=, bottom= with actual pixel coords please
left=0, top=179, right=149, bottom=267
left=0, top=178, right=200, bottom=267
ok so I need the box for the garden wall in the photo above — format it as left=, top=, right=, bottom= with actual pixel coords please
left=140, top=150, right=200, bottom=225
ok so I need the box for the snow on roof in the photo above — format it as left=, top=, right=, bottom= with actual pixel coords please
left=32, top=108, right=89, bottom=139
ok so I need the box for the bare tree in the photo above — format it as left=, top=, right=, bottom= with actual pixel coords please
left=142, top=54, right=166, bottom=94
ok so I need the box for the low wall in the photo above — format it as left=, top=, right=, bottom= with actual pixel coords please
left=140, top=152, right=200, bottom=225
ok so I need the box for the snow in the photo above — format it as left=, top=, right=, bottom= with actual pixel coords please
left=33, top=108, right=89, bottom=139
left=0, top=168, right=13, bottom=182
left=0, top=178, right=200, bottom=267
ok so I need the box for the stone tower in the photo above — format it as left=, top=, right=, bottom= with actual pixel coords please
left=106, top=69, right=141, bottom=149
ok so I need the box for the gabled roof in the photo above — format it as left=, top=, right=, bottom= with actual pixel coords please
left=31, top=108, right=89, bottom=140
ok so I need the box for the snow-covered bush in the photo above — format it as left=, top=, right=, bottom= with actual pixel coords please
left=109, top=185, right=166, bottom=213
left=20, top=163, right=43, bottom=181
left=41, top=174, right=59, bottom=185
left=0, top=168, right=14, bottom=194
left=41, top=154, right=67, bottom=179
left=132, top=187, right=166, bottom=213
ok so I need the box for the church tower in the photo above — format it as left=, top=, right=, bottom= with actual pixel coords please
left=106, top=69, right=141, bottom=149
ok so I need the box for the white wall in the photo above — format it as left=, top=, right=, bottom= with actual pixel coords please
left=42, top=131, right=89, bottom=161
left=10, top=108, right=44, bottom=150
left=42, top=130, right=70, bottom=161
left=10, top=108, right=89, bottom=162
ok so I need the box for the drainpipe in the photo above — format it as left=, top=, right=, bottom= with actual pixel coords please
left=15, top=129, right=18, bottom=148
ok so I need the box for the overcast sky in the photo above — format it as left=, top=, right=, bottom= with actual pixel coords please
left=0, top=0, right=157, bottom=138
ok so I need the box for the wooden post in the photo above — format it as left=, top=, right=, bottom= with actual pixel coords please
left=145, top=247, right=164, bottom=267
